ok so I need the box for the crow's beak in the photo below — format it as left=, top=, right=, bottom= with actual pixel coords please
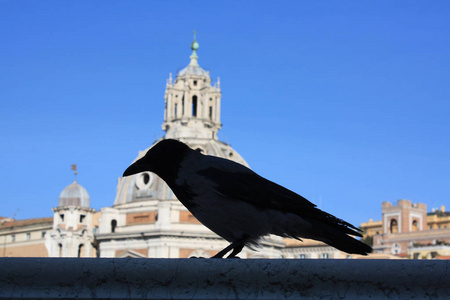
left=123, top=157, right=150, bottom=177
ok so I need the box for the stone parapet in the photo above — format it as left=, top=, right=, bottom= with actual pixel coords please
left=0, top=258, right=449, bottom=299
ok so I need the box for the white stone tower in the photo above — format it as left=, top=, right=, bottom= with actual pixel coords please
left=47, top=181, right=96, bottom=257
left=162, top=37, right=222, bottom=140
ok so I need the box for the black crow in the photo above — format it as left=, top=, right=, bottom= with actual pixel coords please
left=123, top=139, right=372, bottom=258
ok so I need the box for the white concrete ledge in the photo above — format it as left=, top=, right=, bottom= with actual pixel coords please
left=0, top=258, right=449, bottom=299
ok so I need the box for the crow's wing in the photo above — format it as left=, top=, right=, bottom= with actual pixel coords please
left=196, top=156, right=362, bottom=237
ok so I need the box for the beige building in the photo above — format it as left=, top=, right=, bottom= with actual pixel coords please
left=361, top=199, right=450, bottom=259
left=0, top=217, right=52, bottom=257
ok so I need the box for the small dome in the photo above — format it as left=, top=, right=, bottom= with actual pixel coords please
left=58, top=181, right=90, bottom=208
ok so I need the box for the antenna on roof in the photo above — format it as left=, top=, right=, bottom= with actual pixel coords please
left=71, top=164, right=78, bottom=182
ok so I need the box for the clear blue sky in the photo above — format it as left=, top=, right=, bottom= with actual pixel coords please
left=1, top=1, right=449, bottom=227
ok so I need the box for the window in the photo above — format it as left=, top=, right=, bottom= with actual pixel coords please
left=174, top=104, right=178, bottom=118
left=390, top=219, right=398, bottom=234
left=193, top=80, right=197, bottom=86
left=80, top=215, right=86, bottom=223
left=182, top=98, right=185, bottom=115
left=11, top=235, right=15, bottom=242
left=26, top=233, right=31, bottom=240
left=319, top=253, right=330, bottom=259
left=41, top=232, right=46, bottom=238
left=192, top=96, right=197, bottom=117
left=143, top=173, right=150, bottom=184
left=298, top=254, right=306, bottom=259
left=209, top=106, right=213, bottom=119
left=111, top=219, right=117, bottom=233
left=59, top=243, right=63, bottom=257
left=60, top=214, right=65, bottom=222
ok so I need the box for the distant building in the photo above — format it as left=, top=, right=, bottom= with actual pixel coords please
left=282, top=238, right=354, bottom=259
left=361, top=199, right=450, bottom=259
left=0, top=181, right=98, bottom=258
left=0, top=217, right=52, bottom=257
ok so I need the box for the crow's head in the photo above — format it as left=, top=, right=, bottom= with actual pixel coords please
left=123, top=139, right=190, bottom=180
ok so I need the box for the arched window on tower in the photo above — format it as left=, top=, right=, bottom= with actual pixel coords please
left=182, top=98, right=185, bottom=115
left=111, top=219, right=117, bottom=233
left=192, top=96, right=198, bottom=117
left=390, top=219, right=398, bottom=234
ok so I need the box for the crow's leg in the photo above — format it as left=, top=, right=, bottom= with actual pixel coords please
left=226, top=241, right=245, bottom=258
left=212, top=242, right=236, bottom=258
left=212, top=238, right=248, bottom=259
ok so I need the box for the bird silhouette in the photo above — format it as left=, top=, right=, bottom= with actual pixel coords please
left=123, top=139, right=372, bottom=258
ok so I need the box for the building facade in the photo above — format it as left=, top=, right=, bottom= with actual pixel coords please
left=0, top=180, right=97, bottom=258
left=361, top=199, right=450, bottom=258
left=0, top=217, right=52, bottom=257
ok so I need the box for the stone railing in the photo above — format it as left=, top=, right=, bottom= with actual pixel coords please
left=0, top=258, right=449, bottom=299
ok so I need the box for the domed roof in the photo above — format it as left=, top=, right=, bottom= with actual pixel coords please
left=58, top=181, right=90, bottom=208
left=114, top=138, right=250, bottom=205
left=177, top=35, right=208, bottom=77
left=178, top=64, right=208, bottom=77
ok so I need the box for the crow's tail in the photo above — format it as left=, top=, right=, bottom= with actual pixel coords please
left=308, top=220, right=372, bottom=255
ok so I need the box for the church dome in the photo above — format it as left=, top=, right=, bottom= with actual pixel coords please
left=114, top=138, right=250, bottom=205
left=58, top=181, right=90, bottom=208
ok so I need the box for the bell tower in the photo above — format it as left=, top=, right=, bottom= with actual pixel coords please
left=47, top=179, right=96, bottom=258
left=162, top=35, right=222, bottom=140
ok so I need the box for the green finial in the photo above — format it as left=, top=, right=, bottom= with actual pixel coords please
left=189, top=30, right=199, bottom=66
left=191, top=30, right=199, bottom=51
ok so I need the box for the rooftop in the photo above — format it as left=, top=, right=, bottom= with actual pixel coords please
left=0, top=217, right=53, bottom=230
